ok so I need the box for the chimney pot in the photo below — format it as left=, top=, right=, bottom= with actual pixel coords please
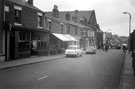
left=28, top=0, right=33, bottom=5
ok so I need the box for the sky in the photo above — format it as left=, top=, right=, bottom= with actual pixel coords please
left=34, top=0, right=135, bottom=36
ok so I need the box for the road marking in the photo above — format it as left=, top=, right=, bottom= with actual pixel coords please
left=38, top=76, right=48, bottom=80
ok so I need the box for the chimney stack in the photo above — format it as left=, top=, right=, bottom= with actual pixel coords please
left=52, top=5, right=59, bottom=18
left=28, top=0, right=33, bottom=5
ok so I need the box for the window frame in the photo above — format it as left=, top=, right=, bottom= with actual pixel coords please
left=60, top=23, right=64, bottom=34
left=37, top=12, right=43, bottom=28
left=14, top=5, right=22, bottom=26
left=67, top=25, right=70, bottom=34
left=47, top=19, right=52, bottom=31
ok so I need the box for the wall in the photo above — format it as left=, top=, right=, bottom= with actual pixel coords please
left=51, top=20, right=61, bottom=33
left=22, top=8, right=38, bottom=28
left=0, top=0, right=3, bottom=54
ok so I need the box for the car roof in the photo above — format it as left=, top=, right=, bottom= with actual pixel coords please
left=68, top=45, right=79, bottom=47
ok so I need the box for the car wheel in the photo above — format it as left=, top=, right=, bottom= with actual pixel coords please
left=80, top=53, right=82, bottom=56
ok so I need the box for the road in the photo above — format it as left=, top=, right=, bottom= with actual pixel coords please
left=0, top=49, right=125, bottom=89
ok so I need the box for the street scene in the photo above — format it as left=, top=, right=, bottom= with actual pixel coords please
left=0, top=50, right=125, bottom=89
left=0, top=0, right=135, bottom=89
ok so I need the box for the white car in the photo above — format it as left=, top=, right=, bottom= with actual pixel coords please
left=86, top=46, right=96, bottom=54
left=65, top=45, right=83, bottom=57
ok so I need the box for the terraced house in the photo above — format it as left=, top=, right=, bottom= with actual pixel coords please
left=45, top=5, right=101, bottom=52
left=2, top=0, right=49, bottom=61
left=0, top=0, right=4, bottom=56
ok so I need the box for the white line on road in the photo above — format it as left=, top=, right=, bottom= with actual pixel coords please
left=38, top=76, right=48, bottom=80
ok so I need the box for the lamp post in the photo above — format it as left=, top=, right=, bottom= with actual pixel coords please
left=123, top=12, right=131, bottom=52
left=123, top=12, right=131, bottom=36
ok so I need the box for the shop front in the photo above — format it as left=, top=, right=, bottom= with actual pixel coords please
left=50, top=33, right=71, bottom=54
left=6, top=26, right=49, bottom=60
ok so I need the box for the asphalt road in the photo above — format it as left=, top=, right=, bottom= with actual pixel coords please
left=0, top=49, right=125, bottom=89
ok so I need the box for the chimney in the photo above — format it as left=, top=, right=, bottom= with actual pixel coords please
left=74, top=10, right=78, bottom=22
left=28, top=0, right=33, bottom=5
left=52, top=5, right=59, bottom=18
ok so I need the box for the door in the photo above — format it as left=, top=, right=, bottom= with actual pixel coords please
left=9, top=31, right=15, bottom=60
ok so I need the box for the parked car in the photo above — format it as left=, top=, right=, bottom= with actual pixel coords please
left=85, top=46, right=96, bottom=54
left=65, top=45, right=83, bottom=57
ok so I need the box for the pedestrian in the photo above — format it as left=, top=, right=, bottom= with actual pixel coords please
left=105, top=41, right=109, bottom=52
left=130, top=30, right=135, bottom=76
left=122, top=45, right=126, bottom=53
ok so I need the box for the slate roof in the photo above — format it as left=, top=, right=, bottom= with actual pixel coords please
left=45, top=14, right=92, bottom=30
left=46, top=10, right=94, bottom=22
left=6, top=0, right=43, bottom=12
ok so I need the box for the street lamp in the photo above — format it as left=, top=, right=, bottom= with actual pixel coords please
left=123, top=12, right=131, bottom=36
left=123, top=12, right=131, bottom=52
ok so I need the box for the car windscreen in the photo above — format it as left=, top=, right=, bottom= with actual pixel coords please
left=68, top=47, right=78, bottom=49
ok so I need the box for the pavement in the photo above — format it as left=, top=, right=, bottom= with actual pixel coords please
left=120, top=52, right=135, bottom=89
left=0, top=50, right=135, bottom=89
left=0, top=54, right=65, bottom=69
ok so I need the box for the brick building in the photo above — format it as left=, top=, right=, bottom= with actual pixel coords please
left=2, top=0, right=49, bottom=61
left=45, top=5, right=101, bottom=50
left=0, top=0, right=4, bottom=55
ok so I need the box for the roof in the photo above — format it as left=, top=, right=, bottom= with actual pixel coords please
left=45, top=14, right=91, bottom=30
left=6, top=0, right=43, bottom=12
left=46, top=10, right=93, bottom=22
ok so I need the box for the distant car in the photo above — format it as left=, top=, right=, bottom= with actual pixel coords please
left=65, top=45, right=83, bottom=57
left=86, top=46, right=96, bottom=54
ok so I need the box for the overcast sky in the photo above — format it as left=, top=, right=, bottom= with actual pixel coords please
left=34, top=0, right=135, bottom=36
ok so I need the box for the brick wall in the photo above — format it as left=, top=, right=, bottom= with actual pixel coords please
left=0, top=0, right=4, bottom=54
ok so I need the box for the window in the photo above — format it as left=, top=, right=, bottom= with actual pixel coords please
left=47, top=19, right=51, bottom=30
left=37, top=12, right=43, bottom=28
left=19, top=31, right=30, bottom=48
left=37, top=33, right=48, bottom=49
left=4, top=6, right=9, bottom=12
left=75, top=27, right=78, bottom=35
left=60, top=23, right=64, bottom=34
left=82, top=30, right=87, bottom=37
left=88, top=31, right=92, bottom=37
left=67, top=25, right=70, bottom=34
left=4, top=5, right=9, bottom=21
left=14, top=6, right=22, bottom=25
left=19, top=31, right=30, bottom=42
left=38, top=16, right=42, bottom=27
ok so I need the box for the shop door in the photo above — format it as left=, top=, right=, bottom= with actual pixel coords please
left=9, top=31, right=15, bottom=60
left=31, top=33, right=38, bottom=55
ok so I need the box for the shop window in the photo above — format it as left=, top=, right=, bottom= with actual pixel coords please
left=14, top=6, right=22, bottom=25
left=37, top=33, right=48, bottom=49
left=19, top=31, right=30, bottom=49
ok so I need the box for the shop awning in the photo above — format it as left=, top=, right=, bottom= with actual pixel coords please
left=52, top=33, right=71, bottom=41
left=63, top=34, right=78, bottom=41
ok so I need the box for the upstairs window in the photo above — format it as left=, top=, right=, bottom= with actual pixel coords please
left=75, top=27, right=78, bottom=35
left=82, top=30, right=87, bottom=37
left=4, top=5, right=9, bottom=21
left=60, top=23, right=64, bottom=34
left=67, top=25, right=70, bottom=34
left=14, top=6, right=22, bottom=25
left=37, top=12, right=43, bottom=28
left=47, top=19, right=52, bottom=30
